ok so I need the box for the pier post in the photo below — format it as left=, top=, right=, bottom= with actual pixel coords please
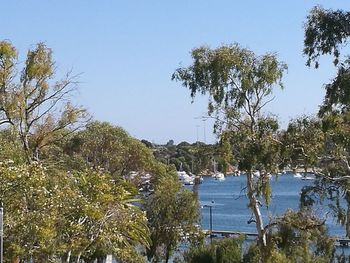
left=209, top=205, right=213, bottom=243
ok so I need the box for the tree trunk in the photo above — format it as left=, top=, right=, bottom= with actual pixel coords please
left=21, top=132, right=32, bottom=163
left=165, top=250, right=170, bottom=263
left=246, top=172, right=266, bottom=248
left=165, top=245, right=172, bottom=263
left=65, top=250, right=71, bottom=263
left=346, top=193, right=350, bottom=238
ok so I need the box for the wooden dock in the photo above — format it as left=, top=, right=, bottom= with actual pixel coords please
left=334, top=237, right=350, bottom=247
left=210, top=230, right=258, bottom=237
left=203, top=229, right=258, bottom=238
left=203, top=230, right=350, bottom=246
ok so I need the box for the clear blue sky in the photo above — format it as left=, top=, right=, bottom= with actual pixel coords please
left=2, top=1, right=350, bottom=144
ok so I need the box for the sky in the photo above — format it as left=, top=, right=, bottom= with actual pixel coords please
left=2, top=1, right=350, bottom=144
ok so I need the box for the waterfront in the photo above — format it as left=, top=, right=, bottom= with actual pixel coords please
left=198, top=173, right=346, bottom=237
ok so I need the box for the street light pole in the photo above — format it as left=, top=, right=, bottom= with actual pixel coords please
left=209, top=205, right=212, bottom=243
left=203, top=204, right=213, bottom=243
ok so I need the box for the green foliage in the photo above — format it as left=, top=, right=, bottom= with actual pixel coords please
left=0, top=161, right=150, bottom=262
left=1, top=161, right=61, bottom=262
left=184, top=237, right=243, bottom=263
left=298, top=111, right=350, bottom=237
left=172, top=44, right=286, bottom=110
left=67, top=121, right=156, bottom=179
left=0, top=41, right=88, bottom=162
left=0, top=129, right=26, bottom=164
left=319, top=63, right=350, bottom=115
left=219, top=132, right=233, bottom=175
left=172, top=43, right=286, bottom=175
left=243, top=210, right=335, bottom=263
left=153, top=141, right=223, bottom=175
left=303, top=6, right=350, bottom=240
left=62, top=169, right=150, bottom=262
left=322, top=112, right=350, bottom=169
left=304, top=6, right=350, bottom=115
left=281, top=115, right=324, bottom=171
left=304, top=6, right=350, bottom=68
left=269, top=210, right=334, bottom=263
left=231, top=116, right=281, bottom=174
left=146, top=173, right=200, bottom=262
left=0, top=41, right=17, bottom=90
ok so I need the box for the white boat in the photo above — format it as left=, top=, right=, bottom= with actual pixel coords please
left=177, top=171, right=195, bottom=185
left=211, top=160, right=225, bottom=181
left=293, top=173, right=302, bottom=178
left=301, top=175, right=314, bottom=180
left=253, top=171, right=260, bottom=177
left=213, top=172, right=225, bottom=181
left=234, top=170, right=241, bottom=176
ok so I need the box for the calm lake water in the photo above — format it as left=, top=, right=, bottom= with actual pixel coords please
left=197, top=173, right=346, bottom=237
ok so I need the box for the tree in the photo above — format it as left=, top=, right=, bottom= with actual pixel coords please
left=141, top=139, right=154, bottom=148
left=304, top=6, right=350, bottom=68
left=60, top=121, right=202, bottom=262
left=60, top=169, right=150, bottom=263
left=184, top=237, right=243, bottom=263
left=0, top=128, right=26, bottom=164
left=0, top=41, right=88, bottom=162
left=0, top=161, right=62, bottom=262
left=303, top=6, right=350, bottom=238
left=243, top=210, right=334, bottom=263
left=304, top=6, right=350, bottom=115
left=0, top=161, right=150, bottom=262
left=294, top=112, right=350, bottom=238
left=173, top=44, right=287, bottom=259
left=219, top=131, right=234, bottom=175
left=281, top=115, right=324, bottom=172
left=67, top=121, right=156, bottom=179
left=146, top=172, right=200, bottom=263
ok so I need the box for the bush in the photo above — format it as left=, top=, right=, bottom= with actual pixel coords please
left=184, top=237, right=243, bottom=263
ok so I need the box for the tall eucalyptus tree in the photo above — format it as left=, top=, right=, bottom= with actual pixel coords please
left=173, top=44, right=287, bottom=256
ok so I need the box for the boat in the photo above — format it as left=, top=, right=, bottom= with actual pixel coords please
left=253, top=171, right=260, bottom=177
left=252, top=170, right=272, bottom=179
left=301, top=175, right=314, bottom=180
left=213, top=172, right=225, bottom=181
left=294, top=173, right=302, bottom=178
left=190, top=172, right=203, bottom=184
left=211, top=160, right=225, bottom=181
left=177, top=171, right=195, bottom=185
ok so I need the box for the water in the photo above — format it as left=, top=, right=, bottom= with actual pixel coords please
left=198, top=174, right=346, bottom=237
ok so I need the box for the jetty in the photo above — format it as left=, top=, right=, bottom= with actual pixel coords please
left=203, top=229, right=258, bottom=238
left=203, top=230, right=350, bottom=246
